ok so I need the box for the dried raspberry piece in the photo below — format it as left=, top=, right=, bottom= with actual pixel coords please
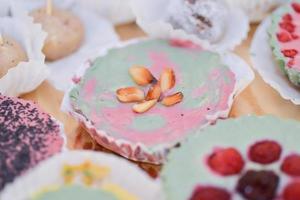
left=292, top=2, right=300, bottom=13
left=189, top=186, right=231, bottom=200
left=169, top=39, right=200, bottom=49
left=282, top=49, right=298, bottom=58
left=277, top=32, right=292, bottom=42
left=283, top=13, right=293, bottom=22
left=280, top=22, right=296, bottom=33
left=236, top=170, right=279, bottom=200
left=292, top=34, right=299, bottom=40
left=283, top=181, right=300, bottom=200
left=207, top=148, right=244, bottom=176
left=288, top=59, right=295, bottom=68
left=248, top=140, right=282, bottom=164
left=281, top=154, right=300, bottom=177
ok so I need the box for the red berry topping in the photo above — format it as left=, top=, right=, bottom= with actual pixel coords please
left=277, top=32, right=292, bottom=42
left=236, top=170, right=279, bottom=200
left=281, top=154, right=300, bottom=177
left=283, top=181, right=300, bottom=200
left=280, top=22, right=296, bottom=33
left=208, top=148, right=244, bottom=176
left=189, top=186, right=231, bottom=200
left=169, top=39, right=200, bottom=49
left=292, top=34, right=299, bottom=40
left=282, top=49, right=298, bottom=58
left=248, top=140, right=282, bottom=164
left=292, top=2, right=300, bottom=13
left=283, top=14, right=293, bottom=22
left=288, top=59, right=295, bottom=68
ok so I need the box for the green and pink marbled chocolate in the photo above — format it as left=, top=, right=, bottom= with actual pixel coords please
left=69, top=39, right=236, bottom=163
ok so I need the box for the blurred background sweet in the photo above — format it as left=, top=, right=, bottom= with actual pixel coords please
left=131, top=0, right=249, bottom=51
left=14, top=0, right=119, bottom=91
left=166, top=0, right=229, bottom=43
left=73, top=0, right=135, bottom=25
left=29, top=1, right=85, bottom=61
left=73, top=0, right=285, bottom=25
left=3, top=0, right=285, bottom=74
left=0, top=2, right=48, bottom=97
left=225, top=0, right=286, bottom=22
left=250, top=1, right=300, bottom=107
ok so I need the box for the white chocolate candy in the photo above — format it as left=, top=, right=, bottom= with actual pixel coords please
left=30, top=7, right=84, bottom=61
left=0, top=36, right=28, bottom=78
left=167, top=0, right=228, bottom=43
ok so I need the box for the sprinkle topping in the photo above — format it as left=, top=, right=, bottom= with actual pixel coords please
left=0, top=94, right=63, bottom=190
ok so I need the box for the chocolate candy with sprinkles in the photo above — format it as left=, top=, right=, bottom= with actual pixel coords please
left=0, top=94, right=64, bottom=190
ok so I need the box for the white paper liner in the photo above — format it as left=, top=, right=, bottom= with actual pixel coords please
left=54, top=117, right=68, bottom=152
left=15, top=0, right=120, bottom=92
left=206, top=51, right=255, bottom=121
left=0, top=150, right=165, bottom=200
left=250, top=15, right=300, bottom=105
left=73, top=0, right=135, bottom=25
left=0, top=4, right=49, bottom=97
left=130, top=0, right=250, bottom=52
left=61, top=38, right=254, bottom=164
left=225, top=0, right=286, bottom=22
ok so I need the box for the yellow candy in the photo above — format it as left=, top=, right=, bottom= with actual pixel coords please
left=62, top=165, right=75, bottom=184
left=89, top=163, right=110, bottom=180
left=62, top=161, right=110, bottom=185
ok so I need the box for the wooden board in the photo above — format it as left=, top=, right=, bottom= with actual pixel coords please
left=21, top=22, right=300, bottom=176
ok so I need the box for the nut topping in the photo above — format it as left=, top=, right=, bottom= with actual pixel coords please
left=116, top=87, right=144, bottom=103
left=116, top=66, right=183, bottom=113
left=129, top=66, right=154, bottom=86
left=132, top=99, right=157, bottom=113
left=145, top=83, right=162, bottom=101
left=161, top=92, right=184, bottom=107
left=160, top=68, right=175, bottom=92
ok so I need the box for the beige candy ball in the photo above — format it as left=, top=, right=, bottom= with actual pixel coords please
left=0, top=36, right=28, bottom=78
left=30, top=7, right=84, bottom=61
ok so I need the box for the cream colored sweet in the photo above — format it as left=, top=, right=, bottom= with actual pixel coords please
left=0, top=35, right=28, bottom=78
left=30, top=7, right=84, bottom=61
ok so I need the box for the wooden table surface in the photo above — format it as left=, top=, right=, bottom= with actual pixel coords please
left=20, top=22, right=300, bottom=176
